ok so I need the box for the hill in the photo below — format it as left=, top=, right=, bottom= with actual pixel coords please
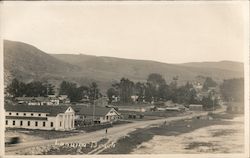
left=4, top=40, right=244, bottom=92
left=181, top=61, right=243, bottom=72
left=52, top=54, right=244, bottom=83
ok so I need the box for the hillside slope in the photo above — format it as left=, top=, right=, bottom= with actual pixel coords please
left=4, top=40, right=82, bottom=85
left=4, top=40, right=244, bottom=92
left=52, top=54, right=244, bottom=83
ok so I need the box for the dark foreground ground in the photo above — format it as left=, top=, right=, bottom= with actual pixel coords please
left=101, top=113, right=243, bottom=154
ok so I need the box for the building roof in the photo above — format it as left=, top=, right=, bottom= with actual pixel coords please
left=78, top=107, right=116, bottom=116
left=6, top=116, right=48, bottom=120
left=70, top=104, right=90, bottom=113
left=189, top=104, right=203, bottom=107
left=15, top=97, right=51, bottom=102
left=118, top=110, right=143, bottom=115
left=5, top=105, right=72, bottom=116
left=15, top=97, right=34, bottom=101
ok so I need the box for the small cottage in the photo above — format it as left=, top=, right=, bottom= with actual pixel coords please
left=76, top=106, right=120, bottom=124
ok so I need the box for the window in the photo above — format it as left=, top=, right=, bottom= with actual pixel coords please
left=31, top=113, right=34, bottom=116
left=16, top=113, right=19, bottom=116
left=6, top=120, right=8, bottom=125
left=38, top=114, right=41, bottom=116
left=35, top=122, right=38, bottom=126
left=28, top=121, right=30, bottom=126
left=43, top=122, right=46, bottom=127
left=20, top=121, right=23, bottom=126
left=50, top=122, right=53, bottom=127
left=13, top=121, right=15, bottom=125
left=9, top=113, right=11, bottom=115
left=24, top=113, right=26, bottom=116
left=60, top=121, right=62, bottom=127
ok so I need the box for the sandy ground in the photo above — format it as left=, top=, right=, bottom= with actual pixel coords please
left=132, top=115, right=244, bottom=154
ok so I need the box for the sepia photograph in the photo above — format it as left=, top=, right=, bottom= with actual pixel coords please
left=0, top=1, right=249, bottom=157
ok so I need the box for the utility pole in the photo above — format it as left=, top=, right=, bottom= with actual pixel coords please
left=92, top=88, right=96, bottom=124
left=212, top=92, right=215, bottom=113
left=213, top=97, right=215, bottom=112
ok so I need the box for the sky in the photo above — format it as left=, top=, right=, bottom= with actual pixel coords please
left=1, top=1, right=248, bottom=63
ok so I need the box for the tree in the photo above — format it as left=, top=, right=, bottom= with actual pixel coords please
left=6, top=78, right=24, bottom=97
left=59, top=81, right=80, bottom=102
left=201, top=93, right=219, bottom=110
left=111, top=78, right=135, bottom=103
left=59, top=81, right=71, bottom=95
left=119, top=78, right=134, bottom=103
left=134, top=82, right=146, bottom=102
left=78, top=85, right=89, bottom=98
left=107, top=88, right=118, bottom=104
left=25, top=81, right=47, bottom=97
left=173, top=82, right=197, bottom=105
left=146, top=73, right=167, bottom=101
left=147, top=73, right=166, bottom=87
left=168, top=77, right=178, bottom=102
left=203, top=77, right=217, bottom=90
left=220, top=78, right=244, bottom=102
left=7, top=78, right=57, bottom=98
left=46, top=83, right=55, bottom=95
left=89, top=82, right=100, bottom=104
left=144, top=82, right=154, bottom=102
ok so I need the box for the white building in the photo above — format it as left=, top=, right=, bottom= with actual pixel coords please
left=15, top=97, right=60, bottom=106
left=117, top=105, right=152, bottom=112
left=5, top=105, right=75, bottom=131
left=76, top=107, right=120, bottom=124
left=58, top=95, right=70, bottom=104
left=189, top=104, right=203, bottom=111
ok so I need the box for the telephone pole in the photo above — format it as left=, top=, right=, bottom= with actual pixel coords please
left=92, top=88, right=96, bottom=124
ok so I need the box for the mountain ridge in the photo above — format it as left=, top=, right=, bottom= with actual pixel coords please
left=4, top=40, right=244, bottom=92
left=52, top=53, right=243, bottom=66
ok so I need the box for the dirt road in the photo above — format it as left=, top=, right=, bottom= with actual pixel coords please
left=5, top=111, right=214, bottom=154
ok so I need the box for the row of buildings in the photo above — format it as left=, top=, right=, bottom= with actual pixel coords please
left=5, top=104, right=121, bottom=131
left=15, top=95, right=70, bottom=106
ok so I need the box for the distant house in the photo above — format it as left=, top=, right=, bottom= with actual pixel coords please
left=117, top=105, right=152, bottom=112
left=15, top=97, right=34, bottom=104
left=79, top=95, right=90, bottom=104
left=189, top=104, right=203, bottom=111
left=131, top=95, right=139, bottom=102
left=58, top=95, right=70, bottom=104
left=156, top=104, right=186, bottom=112
left=75, top=107, right=120, bottom=124
left=119, top=110, right=144, bottom=119
left=28, top=98, right=44, bottom=106
left=5, top=105, right=75, bottom=131
left=165, top=107, right=182, bottom=112
left=15, top=97, right=59, bottom=106
left=192, top=81, right=203, bottom=91
left=48, top=97, right=60, bottom=105
left=111, top=96, right=120, bottom=103
left=195, top=92, right=210, bottom=101
left=47, top=95, right=56, bottom=98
